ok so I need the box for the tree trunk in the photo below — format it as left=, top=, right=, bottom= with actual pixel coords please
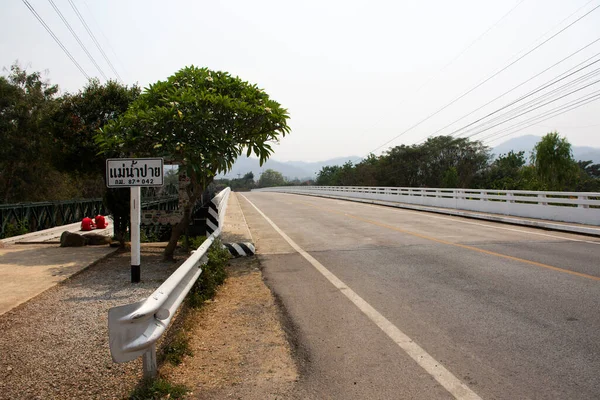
left=163, top=179, right=201, bottom=261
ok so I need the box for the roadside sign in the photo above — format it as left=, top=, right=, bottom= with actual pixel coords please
left=106, top=158, right=164, bottom=188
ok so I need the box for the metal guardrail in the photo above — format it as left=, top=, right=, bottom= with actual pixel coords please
left=254, top=186, right=600, bottom=226
left=108, top=187, right=231, bottom=378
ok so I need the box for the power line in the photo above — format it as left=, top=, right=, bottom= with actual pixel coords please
left=68, top=0, right=123, bottom=83
left=464, top=66, right=600, bottom=135
left=481, top=92, right=600, bottom=144
left=82, top=0, right=130, bottom=82
left=21, top=0, right=90, bottom=80
left=368, top=1, right=600, bottom=155
left=357, top=0, right=527, bottom=151
left=418, top=37, right=600, bottom=142
left=461, top=78, right=600, bottom=140
left=47, top=0, right=108, bottom=81
left=451, top=57, right=600, bottom=138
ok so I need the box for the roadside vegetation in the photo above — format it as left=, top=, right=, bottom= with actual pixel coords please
left=130, top=237, right=230, bottom=399
left=315, top=133, right=600, bottom=192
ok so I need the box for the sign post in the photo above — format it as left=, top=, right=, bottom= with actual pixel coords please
left=106, top=158, right=164, bottom=283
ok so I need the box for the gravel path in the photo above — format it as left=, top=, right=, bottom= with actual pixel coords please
left=0, top=246, right=185, bottom=400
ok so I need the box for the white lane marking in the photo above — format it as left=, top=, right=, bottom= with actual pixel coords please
left=240, top=194, right=482, bottom=400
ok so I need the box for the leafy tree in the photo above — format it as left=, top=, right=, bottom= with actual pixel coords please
left=575, top=160, right=600, bottom=191
left=96, top=66, right=290, bottom=259
left=475, top=151, right=527, bottom=190
left=258, top=169, right=286, bottom=187
left=442, top=167, right=459, bottom=188
left=50, top=79, right=140, bottom=177
left=531, top=132, right=578, bottom=190
left=0, top=64, right=67, bottom=203
left=316, top=165, right=342, bottom=185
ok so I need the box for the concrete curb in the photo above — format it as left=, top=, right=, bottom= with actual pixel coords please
left=281, top=192, right=600, bottom=238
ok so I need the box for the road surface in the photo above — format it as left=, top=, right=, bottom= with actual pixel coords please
left=238, top=191, right=600, bottom=400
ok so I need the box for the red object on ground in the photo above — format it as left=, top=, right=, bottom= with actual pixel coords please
left=94, top=215, right=108, bottom=229
left=81, top=217, right=96, bottom=231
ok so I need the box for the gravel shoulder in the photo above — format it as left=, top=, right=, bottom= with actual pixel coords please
left=0, top=245, right=185, bottom=400
left=162, top=256, right=301, bottom=399
left=0, top=243, right=302, bottom=400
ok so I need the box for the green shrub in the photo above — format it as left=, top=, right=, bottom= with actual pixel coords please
left=162, top=330, right=193, bottom=366
left=129, top=378, right=188, bottom=400
left=187, top=238, right=230, bottom=308
left=2, top=219, right=29, bottom=238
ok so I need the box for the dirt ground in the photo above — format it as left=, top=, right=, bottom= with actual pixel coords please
left=162, top=256, right=302, bottom=399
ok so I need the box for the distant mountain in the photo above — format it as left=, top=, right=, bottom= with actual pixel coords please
left=218, top=155, right=362, bottom=181
left=492, top=135, right=600, bottom=164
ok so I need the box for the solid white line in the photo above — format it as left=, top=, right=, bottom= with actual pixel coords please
left=240, top=194, right=482, bottom=400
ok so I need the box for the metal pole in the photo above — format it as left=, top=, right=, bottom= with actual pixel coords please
left=142, top=344, right=157, bottom=379
left=131, top=186, right=141, bottom=283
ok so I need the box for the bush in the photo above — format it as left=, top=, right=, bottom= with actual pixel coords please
left=2, top=219, right=29, bottom=238
left=187, top=238, right=230, bottom=308
left=129, top=378, right=188, bottom=400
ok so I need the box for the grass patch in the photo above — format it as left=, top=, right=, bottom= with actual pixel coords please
left=129, top=236, right=231, bottom=399
left=129, top=378, right=189, bottom=400
left=187, top=238, right=230, bottom=308
left=162, top=330, right=193, bottom=366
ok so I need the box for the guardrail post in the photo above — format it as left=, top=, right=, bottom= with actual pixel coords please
left=539, top=193, right=548, bottom=206
left=142, top=344, right=157, bottom=379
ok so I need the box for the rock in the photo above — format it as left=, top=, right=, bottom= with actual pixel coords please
left=60, top=231, right=87, bottom=247
left=83, top=233, right=111, bottom=246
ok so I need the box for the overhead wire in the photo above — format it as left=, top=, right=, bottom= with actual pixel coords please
left=418, top=37, right=600, bottom=142
left=480, top=92, right=600, bottom=144
left=68, top=0, right=123, bottom=83
left=368, top=0, right=600, bottom=155
left=47, top=0, right=108, bottom=81
left=358, top=0, right=527, bottom=152
left=21, top=0, right=90, bottom=80
left=451, top=57, right=600, bottom=138
left=82, top=0, right=130, bottom=82
left=459, top=78, right=600, bottom=140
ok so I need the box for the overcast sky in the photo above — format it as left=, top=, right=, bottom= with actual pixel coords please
left=2, top=0, right=599, bottom=161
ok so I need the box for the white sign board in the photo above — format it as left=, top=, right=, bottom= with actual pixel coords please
left=106, top=158, right=164, bottom=188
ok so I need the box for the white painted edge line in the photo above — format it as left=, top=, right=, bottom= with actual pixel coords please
left=240, top=194, right=482, bottom=400
left=234, top=192, right=254, bottom=243
left=281, top=192, right=600, bottom=246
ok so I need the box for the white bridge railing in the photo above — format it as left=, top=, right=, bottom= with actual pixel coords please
left=108, top=187, right=231, bottom=378
left=255, top=186, right=600, bottom=226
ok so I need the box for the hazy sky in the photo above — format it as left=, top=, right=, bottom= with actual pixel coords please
left=2, top=0, right=599, bottom=161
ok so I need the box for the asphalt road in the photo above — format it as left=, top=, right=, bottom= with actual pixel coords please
left=238, top=192, right=600, bottom=400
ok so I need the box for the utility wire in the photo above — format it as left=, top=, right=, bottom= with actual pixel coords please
left=47, top=0, right=108, bottom=81
left=68, top=0, right=123, bottom=83
left=358, top=0, right=526, bottom=152
left=451, top=58, right=600, bottom=137
left=418, top=37, right=600, bottom=142
left=21, top=0, right=90, bottom=80
left=368, top=1, right=600, bottom=155
left=82, top=0, right=130, bottom=82
left=460, top=78, right=600, bottom=140
left=459, top=68, right=600, bottom=140
left=481, top=92, right=600, bottom=144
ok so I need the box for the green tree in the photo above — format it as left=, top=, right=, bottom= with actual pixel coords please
left=96, top=66, right=290, bottom=259
left=531, top=132, right=578, bottom=190
left=258, top=169, right=286, bottom=187
left=0, top=64, right=68, bottom=203
left=475, top=151, right=527, bottom=189
left=316, top=165, right=343, bottom=185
